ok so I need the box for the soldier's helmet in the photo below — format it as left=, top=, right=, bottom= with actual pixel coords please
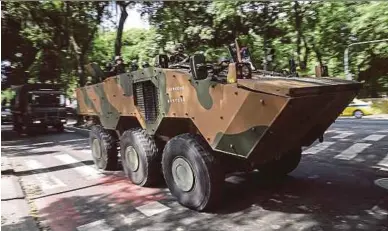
left=175, top=43, right=185, bottom=53
left=115, top=56, right=124, bottom=63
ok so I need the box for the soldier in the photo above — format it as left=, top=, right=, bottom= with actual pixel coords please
left=169, top=43, right=189, bottom=64
left=142, top=61, right=150, bottom=68
left=130, top=60, right=139, bottom=71
left=110, top=56, right=126, bottom=75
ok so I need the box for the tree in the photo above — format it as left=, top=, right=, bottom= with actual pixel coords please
left=115, top=1, right=135, bottom=56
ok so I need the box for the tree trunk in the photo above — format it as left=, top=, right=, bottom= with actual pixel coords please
left=311, top=42, right=323, bottom=66
left=294, top=1, right=302, bottom=65
left=115, top=2, right=130, bottom=56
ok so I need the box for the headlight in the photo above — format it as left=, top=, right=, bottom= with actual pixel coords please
left=33, top=120, right=41, bottom=124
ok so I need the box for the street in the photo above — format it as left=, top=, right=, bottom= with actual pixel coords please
left=2, top=118, right=388, bottom=231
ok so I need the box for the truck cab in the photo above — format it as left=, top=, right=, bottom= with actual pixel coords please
left=10, top=84, right=67, bottom=135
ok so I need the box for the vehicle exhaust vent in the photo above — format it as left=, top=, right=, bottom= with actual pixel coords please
left=133, top=80, right=159, bottom=123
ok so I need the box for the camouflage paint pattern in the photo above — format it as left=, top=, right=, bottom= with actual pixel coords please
left=76, top=66, right=361, bottom=163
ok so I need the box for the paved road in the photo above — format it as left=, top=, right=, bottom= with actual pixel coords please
left=2, top=119, right=388, bottom=231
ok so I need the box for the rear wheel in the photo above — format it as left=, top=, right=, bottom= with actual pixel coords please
left=259, top=148, right=302, bottom=178
left=54, top=123, right=65, bottom=132
left=354, top=110, right=364, bottom=119
left=120, top=129, right=161, bottom=187
left=162, top=133, right=224, bottom=211
left=89, top=125, right=118, bottom=171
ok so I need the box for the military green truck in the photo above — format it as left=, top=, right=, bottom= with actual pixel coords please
left=11, top=84, right=67, bottom=135
left=75, top=41, right=362, bottom=211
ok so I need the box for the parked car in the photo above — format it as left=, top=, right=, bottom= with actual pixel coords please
left=1, top=106, right=13, bottom=124
left=340, top=98, right=373, bottom=119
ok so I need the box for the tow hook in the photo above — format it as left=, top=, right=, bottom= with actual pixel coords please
left=318, top=135, right=324, bottom=143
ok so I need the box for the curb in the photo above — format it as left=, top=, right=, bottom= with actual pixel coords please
left=338, top=114, right=388, bottom=120
left=1, top=156, right=14, bottom=175
left=65, top=125, right=90, bottom=137
left=1, top=175, right=25, bottom=201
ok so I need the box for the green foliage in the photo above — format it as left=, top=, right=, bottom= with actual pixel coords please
left=2, top=1, right=388, bottom=98
left=90, top=28, right=159, bottom=65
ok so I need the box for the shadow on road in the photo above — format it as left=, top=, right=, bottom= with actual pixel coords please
left=1, top=215, right=39, bottom=231
left=30, top=168, right=388, bottom=231
left=14, top=160, right=95, bottom=177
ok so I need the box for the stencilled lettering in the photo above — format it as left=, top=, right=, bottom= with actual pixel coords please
left=167, top=98, right=185, bottom=103
left=167, top=86, right=184, bottom=92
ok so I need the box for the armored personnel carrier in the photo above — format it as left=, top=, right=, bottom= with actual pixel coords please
left=75, top=41, right=362, bottom=211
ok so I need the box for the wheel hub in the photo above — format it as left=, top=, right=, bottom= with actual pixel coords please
left=172, top=157, right=195, bottom=192
left=355, top=111, right=363, bottom=118
left=92, top=139, right=102, bottom=159
left=125, top=146, right=139, bottom=172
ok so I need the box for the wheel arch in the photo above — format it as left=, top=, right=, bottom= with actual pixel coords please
left=154, top=117, right=202, bottom=142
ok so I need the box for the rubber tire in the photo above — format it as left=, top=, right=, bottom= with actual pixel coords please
left=89, top=125, right=118, bottom=171
left=353, top=110, right=364, bottom=119
left=13, top=122, right=22, bottom=133
left=162, top=133, right=224, bottom=211
left=25, top=126, right=38, bottom=136
left=120, top=128, right=160, bottom=187
left=259, top=148, right=302, bottom=177
left=55, top=123, right=65, bottom=132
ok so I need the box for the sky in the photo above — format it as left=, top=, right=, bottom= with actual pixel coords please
left=102, top=5, right=150, bottom=31
left=124, top=8, right=150, bottom=30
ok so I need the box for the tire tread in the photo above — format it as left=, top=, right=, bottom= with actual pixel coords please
left=90, top=125, right=118, bottom=170
left=120, top=128, right=160, bottom=186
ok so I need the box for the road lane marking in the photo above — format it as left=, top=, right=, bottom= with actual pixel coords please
left=377, top=129, right=388, bottom=133
left=81, top=150, right=91, bottom=154
left=54, top=154, right=102, bottom=180
left=32, top=142, right=55, bottom=146
left=118, top=213, right=145, bottom=226
left=331, top=132, right=354, bottom=139
left=377, top=152, right=388, bottom=168
left=302, top=142, right=335, bottom=155
left=135, top=201, right=170, bottom=217
left=59, top=138, right=88, bottom=144
left=24, top=159, right=66, bottom=190
left=362, top=134, right=386, bottom=142
left=77, top=219, right=113, bottom=231
left=334, top=143, right=371, bottom=160
left=363, top=134, right=386, bottom=141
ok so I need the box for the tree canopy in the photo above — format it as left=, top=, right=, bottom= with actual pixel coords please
left=2, top=1, right=387, bottom=101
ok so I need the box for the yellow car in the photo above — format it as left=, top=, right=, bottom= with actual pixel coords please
left=341, top=99, right=374, bottom=119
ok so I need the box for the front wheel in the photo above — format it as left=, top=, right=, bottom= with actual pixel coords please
left=259, top=148, right=302, bottom=178
left=162, top=134, right=224, bottom=211
left=54, top=123, right=65, bottom=132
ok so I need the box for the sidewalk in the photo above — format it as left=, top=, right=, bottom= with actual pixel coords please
left=1, top=156, right=40, bottom=231
left=339, top=114, right=388, bottom=120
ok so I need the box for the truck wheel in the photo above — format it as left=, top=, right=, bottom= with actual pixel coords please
left=54, top=124, right=65, bottom=132
left=89, top=125, right=118, bottom=171
left=120, top=129, right=160, bottom=187
left=25, top=126, right=38, bottom=136
left=259, top=148, right=302, bottom=177
left=162, top=134, right=224, bottom=211
left=13, top=122, right=22, bottom=133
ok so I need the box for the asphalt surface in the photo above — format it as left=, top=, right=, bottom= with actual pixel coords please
left=1, top=118, right=388, bottom=231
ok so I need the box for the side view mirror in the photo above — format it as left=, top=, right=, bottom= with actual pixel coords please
left=189, top=54, right=208, bottom=80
